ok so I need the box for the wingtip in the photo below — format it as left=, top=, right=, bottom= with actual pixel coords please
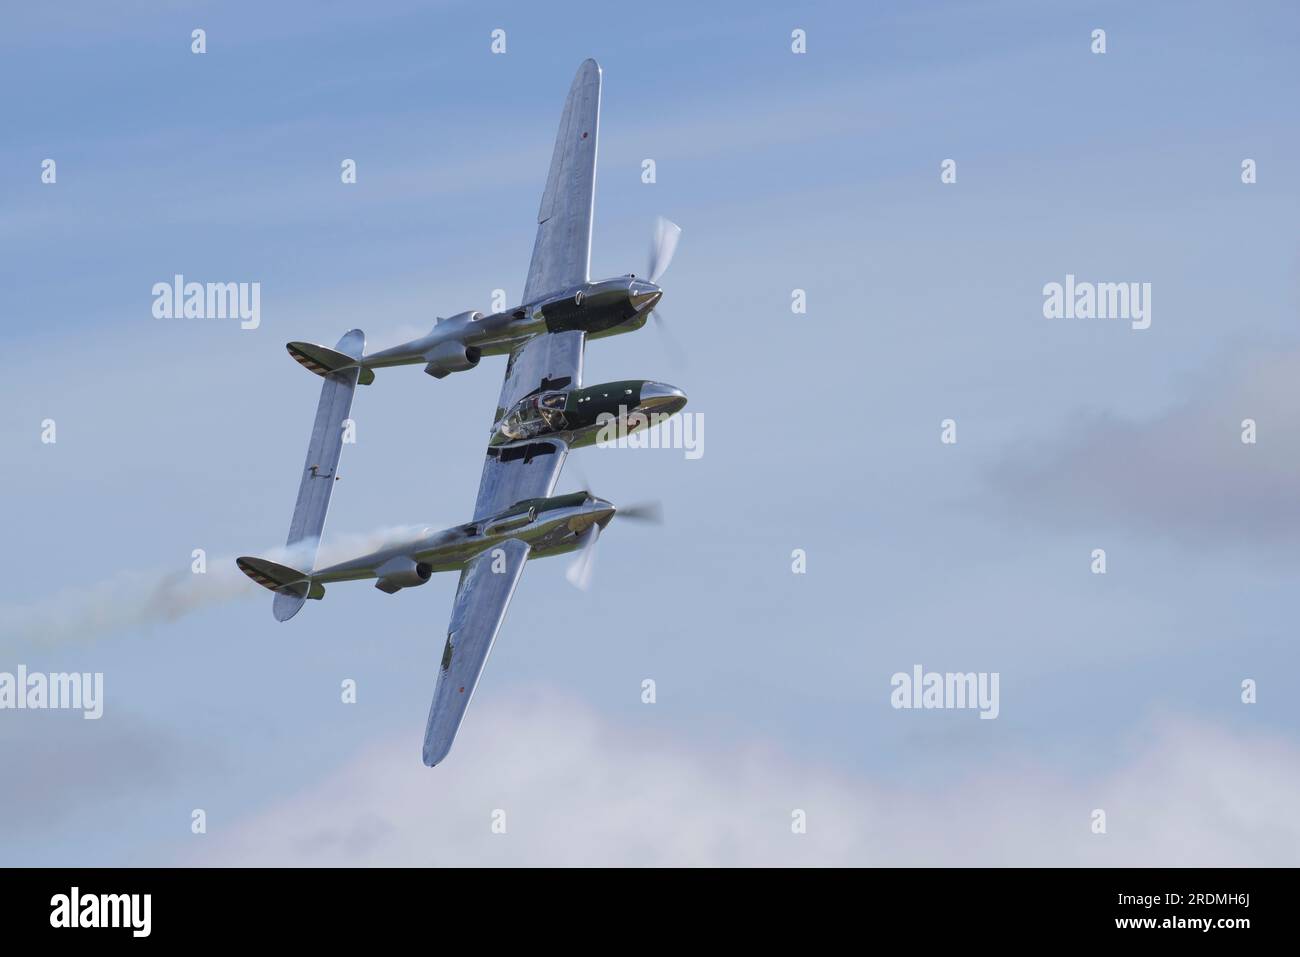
left=422, top=730, right=452, bottom=767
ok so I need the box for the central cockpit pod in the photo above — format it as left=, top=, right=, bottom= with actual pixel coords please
left=496, top=391, right=568, bottom=441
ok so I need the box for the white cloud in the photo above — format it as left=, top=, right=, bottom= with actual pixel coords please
left=189, top=689, right=1300, bottom=866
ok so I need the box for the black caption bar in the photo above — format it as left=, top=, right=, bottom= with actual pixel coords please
left=0, top=867, right=1279, bottom=942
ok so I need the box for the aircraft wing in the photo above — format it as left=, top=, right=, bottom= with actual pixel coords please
left=522, top=58, right=601, bottom=305
left=423, top=537, right=531, bottom=766
left=469, top=57, right=601, bottom=510
left=428, top=332, right=578, bottom=763
left=421, top=59, right=603, bottom=765
left=477, top=318, right=584, bottom=519
left=472, top=434, right=571, bottom=521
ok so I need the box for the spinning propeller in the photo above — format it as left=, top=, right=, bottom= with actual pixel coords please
left=645, top=217, right=685, bottom=365
left=564, top=497, right=663, bottom=592
left=647, top=216, right=681, bottom=284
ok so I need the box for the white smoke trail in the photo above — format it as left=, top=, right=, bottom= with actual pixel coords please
left=0, top=523, right=432, bottom=646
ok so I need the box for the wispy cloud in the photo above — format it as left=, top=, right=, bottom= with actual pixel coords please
left=188, top=690, right=1300, bottom=866
left=988, top=348, right=1300, bottom=549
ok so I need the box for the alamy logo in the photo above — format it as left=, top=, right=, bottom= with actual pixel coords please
left=50, top=887, right=151, bottom=937
left=890, top=664, right=999, bottom=719
left=595, top=406, right=704, bottom=459
left=152, top=274, right=261, bottom=329
left=1042, top=274, right=1151, bottom=330
left=0, top=666, right=103, bottom=719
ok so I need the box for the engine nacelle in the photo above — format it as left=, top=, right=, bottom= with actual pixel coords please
left=424, top=334, right=482, bottom=378
left=374, top=556, right=433, bottom=594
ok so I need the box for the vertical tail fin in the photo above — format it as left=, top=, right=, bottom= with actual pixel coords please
left=235, top=557, right=323, bottom=621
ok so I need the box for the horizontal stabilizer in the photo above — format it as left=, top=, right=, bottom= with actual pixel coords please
left=236, top=556, right=310, bottom=592
left=287, top=340, right=375, bottom=385
left=238, top=328, right=366, bottom=622
left=269, top=328, right=366, bottom=622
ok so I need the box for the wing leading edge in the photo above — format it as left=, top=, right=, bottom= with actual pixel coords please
left=424, top=60, right=601, bottom=767
left=522, top=58, right=601, bottom=305
left=423, top=537, right=531, bottom=767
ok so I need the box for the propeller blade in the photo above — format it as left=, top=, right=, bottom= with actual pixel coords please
left=617, top=501, right=663, bottom=524
left=567, top=457, right=593, bottom=495
left=650, top=307, right=688, bottom=367
left=564, top=525, right=601, bottom=591
left=647, top=217, right=681, bottom=283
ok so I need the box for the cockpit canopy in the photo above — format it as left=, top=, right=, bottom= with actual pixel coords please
left=497, top=391, right=568, bottom=441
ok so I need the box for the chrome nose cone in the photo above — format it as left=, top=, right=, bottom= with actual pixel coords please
left=638, top=381, right=688, bottom=417
left=588, top=497, right=617, bottom=529
left=629, top=283, right=662, bottom=313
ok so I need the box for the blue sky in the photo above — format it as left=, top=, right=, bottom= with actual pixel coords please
left=2, top=0, right=1298, bottom=865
